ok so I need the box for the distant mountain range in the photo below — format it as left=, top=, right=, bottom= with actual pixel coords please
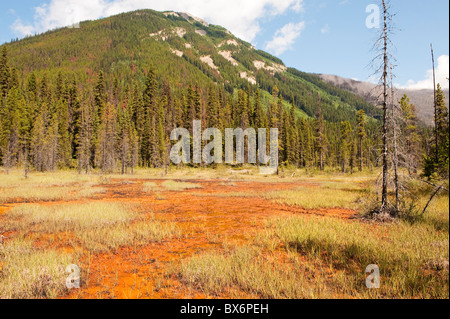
left=319, top=74, right=449, bottom=125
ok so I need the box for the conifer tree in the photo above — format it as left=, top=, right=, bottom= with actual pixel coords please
left=96, top=102, right=117, bottom=173
left=185, top=85, right=195, bottom=130
left=94, top=71, right=107, bottom=120
left=17, top=95, right=31, bottom=166
left=157, top=96, right=168, bottom=169
left=92, top=71, right=107, bottom=166
left=9, top=67, right=19, bottom=90
left=39, top=75, right=51, bottom=106
left=339, top=121, right=352, bottom=173
left=356, top=110, right=367, bottom=172
left=174, top=96, right=184, bottom=128
left=304, top=120, right=315, bottom=169
left=118, top=95, right=132, bottom=174
left=77, top=101, right=93, bottom=174
left=207, top=84, right=219, bottom=128
left=238, top=89, right=249, bottom=129
left=247, top=85, right=255, bottom=127
left=69, top=79, right=80, bottom=159
left=435, top=84, right=449, bottom=176
left=55, top=72, right=64, bottom=102
left=0, top=46, right=10, bottom=98
left=193, top=83, right=202, bottom=122
left=31, top=108, right=46, bottom=172
left=142, top=66, right=158, bottom=167
left=315, top=96, right=327, bottom=171
left=131, top=83, right=144, bottom=164
left=349, top=140, right=357, bottom=174
left=224, top=96, right=233, bottom=129
left=286, top=104, right=299, bottom=166
left=398, top=95, right=419, bottom=175
left=129, top=126, right=139, bottom=174
left=27, top=73, right=38, bottom=104
left=57, top=99, right=71, bottom=167
left=0, top=88, right=29, bottom=170
left=46, top=115, right=59, bottom=171
left=254, top=89, right=266, bottom=129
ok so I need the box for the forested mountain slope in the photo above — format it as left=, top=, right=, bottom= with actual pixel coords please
left=4, top=9, right=379, bottom=123
left=1, top=9, right=396, bottom=173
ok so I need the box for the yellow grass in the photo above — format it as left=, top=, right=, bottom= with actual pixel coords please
left=178, top=246, right=330, bottom=299
left=0, top=185, right=106, bottom=203
left=263, top=210, right=449, bottom=298
left=0, top=237, right=73, bottom=299
left=161, top=180, right=202, bottom=191
left=143, top=180, right=202, bottom=192
left=0, top=169, right=98, bottom=188
left=2, top=202, right=181, bottom=253
left=264, top=186, right=362, bottom=209
left=142, top=182, right=160, bottom=192
left=1, top=168, right=447, bottom=299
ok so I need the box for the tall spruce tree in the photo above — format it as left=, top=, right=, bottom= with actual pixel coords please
left=356, top=110, right=367, bottom=172
left=435, top=84, right=449, bottom=176
left=0, top=46, right=10, bottom=98
left=96, top=102, right=117, bottom=173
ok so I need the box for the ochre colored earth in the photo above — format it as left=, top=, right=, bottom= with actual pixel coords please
left=1, top=179, right=357, bottom=299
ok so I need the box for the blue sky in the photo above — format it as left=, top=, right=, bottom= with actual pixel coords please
left=1, top=0, right=448, bottom=89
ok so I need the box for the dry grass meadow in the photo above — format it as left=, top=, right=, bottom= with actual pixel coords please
left=0, top=167, right=448, bottom=299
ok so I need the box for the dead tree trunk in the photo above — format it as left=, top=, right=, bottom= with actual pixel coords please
left=431, top=44, right=438, bottom=164
left=390, top=68, right=399, bottom=211
left=381, top=0, right=389, bottom=213
left=422, top=185, right=443, bottom=215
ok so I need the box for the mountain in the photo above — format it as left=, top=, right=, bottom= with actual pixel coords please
left=4, top=9, right=380, bottom=123
left=319, top=74, right=449, bottom=125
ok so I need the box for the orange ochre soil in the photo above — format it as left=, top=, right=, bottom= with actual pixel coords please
left=1, top=179, right=357, bottom=299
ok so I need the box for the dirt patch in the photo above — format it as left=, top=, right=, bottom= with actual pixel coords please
left=1, top=179, right=357, bottom=299
left=64, top=179, right=357, bottom=298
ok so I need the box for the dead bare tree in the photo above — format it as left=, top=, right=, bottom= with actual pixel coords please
left=418, top=179, right=449, bottom=215
left=371, top=0, right=396, bottom=214
left=390, top=68, right=400, bottom=211
left=431, top=44, right=438, bottom=164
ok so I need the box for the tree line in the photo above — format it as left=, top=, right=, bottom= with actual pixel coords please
left=0, top=46, right=447, bottom=177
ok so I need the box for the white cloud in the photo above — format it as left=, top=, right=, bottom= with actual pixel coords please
left=10, top=0, right=304, bottom=43
left=400, top=55, right=449, bottom=90
left=265, top=22, right=305, bottom=56
left=321, top=24, right=330, bottom=34
left=11, top=19, right=35, bottom=37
